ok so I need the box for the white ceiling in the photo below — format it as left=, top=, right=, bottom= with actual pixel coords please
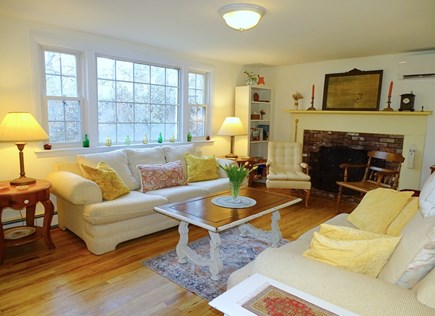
left=1, top=0, right=435, bottom=66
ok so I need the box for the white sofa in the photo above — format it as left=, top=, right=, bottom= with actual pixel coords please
left=46, top=144, right=234, bottom=255
left=228, top=174, right=435, bottom=315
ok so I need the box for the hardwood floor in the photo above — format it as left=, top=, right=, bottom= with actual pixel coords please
left=0, top=189, right=355, bottom=316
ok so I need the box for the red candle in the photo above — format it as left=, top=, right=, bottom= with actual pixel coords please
left=312, top=84, right=315, bottom=98
left=388, top=81, right=393, bottom=97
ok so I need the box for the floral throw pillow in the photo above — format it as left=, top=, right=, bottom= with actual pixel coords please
left=137, top=160, right=187, bottom=193
left=80, top=161, right=130, bottom=200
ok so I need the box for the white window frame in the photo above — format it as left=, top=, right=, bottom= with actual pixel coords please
left=188, top=70, right=210, bottom=139
left=95, top=54, right=181, bottom=145
left=39, top=45, right=85, bottom=147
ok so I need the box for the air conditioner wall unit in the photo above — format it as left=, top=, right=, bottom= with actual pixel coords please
left=398, top=53, right=435, bottom=80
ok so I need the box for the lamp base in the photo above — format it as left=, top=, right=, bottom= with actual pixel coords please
left=10, top=176, right=36, bottom=186
left=225, top=153, right=238, bottom=159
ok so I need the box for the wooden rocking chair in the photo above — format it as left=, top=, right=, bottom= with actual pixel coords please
left=336, top=150, right=405, bottom=211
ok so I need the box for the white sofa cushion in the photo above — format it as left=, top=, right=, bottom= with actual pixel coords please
left=420, top=172, right=435, bottom=217
left=188, top=178, right=229, bottom=194
left=145, top=185, right=209, bottom=204
left=378, top=211, right=435, bottom=288
left=83, top=191, right=168, bottom=225
left=162, top=144, right=195, bottom=176
left=414, top=267, right=435, bottom=309
left=124, top=147, right=166, bottom=185
left=77, top=149, right=138, bottom=191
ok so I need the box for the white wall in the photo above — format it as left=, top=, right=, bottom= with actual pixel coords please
left=0, top=15, right=242, bottom=221
left=262, top=53, right=435, bottom=187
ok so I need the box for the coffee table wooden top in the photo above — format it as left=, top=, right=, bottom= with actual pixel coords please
left=154, top=187, right=302, bottom=232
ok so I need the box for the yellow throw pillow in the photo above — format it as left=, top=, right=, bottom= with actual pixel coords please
left=80, top=162, right=130, bottom=200
left=303, top=224, right=401, bottom=277
left=185, top=153, right=219, bottom=182
left=347, top=188, right=414, bottom=234
left=386, top=197, right=420, bottom=236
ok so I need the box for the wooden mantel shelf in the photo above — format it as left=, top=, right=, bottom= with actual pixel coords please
left=287, top=110, right=432, bottom=116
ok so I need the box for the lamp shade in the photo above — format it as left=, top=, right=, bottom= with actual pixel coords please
left=217, top=117, right=246, bottom=136
left=220, top=4, right=265, bottom=31
left=0, top=112, right=48, bottom=142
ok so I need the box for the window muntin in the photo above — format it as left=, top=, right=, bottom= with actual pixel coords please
left=43, top=50, right=82, bottom=143
left=188, top=72, right=207, bottom=137
left=97, top=57, right=180, bottom=144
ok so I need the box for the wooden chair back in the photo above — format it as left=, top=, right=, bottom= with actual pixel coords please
left=362, top=151, right=405, bottom=189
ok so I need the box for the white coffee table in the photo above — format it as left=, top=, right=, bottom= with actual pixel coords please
left=209, top=273, right=358, bottom=316
left=153, top=187, right=301, bottom=280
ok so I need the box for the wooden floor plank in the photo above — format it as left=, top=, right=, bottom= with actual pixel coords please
left=0, top=187, right=354, bottom=315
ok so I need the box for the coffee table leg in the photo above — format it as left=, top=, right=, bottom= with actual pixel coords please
left=176, top=222, right=223, bottom=280
left=239, top=210, right=282, bottom=247
left=176, top=221, right=189, bottom=264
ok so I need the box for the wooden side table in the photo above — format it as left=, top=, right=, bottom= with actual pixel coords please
left=0, top=179, right=55, bottom=264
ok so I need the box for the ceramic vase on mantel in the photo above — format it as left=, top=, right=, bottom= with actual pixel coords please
left=246, top=78, right=257, bottom=86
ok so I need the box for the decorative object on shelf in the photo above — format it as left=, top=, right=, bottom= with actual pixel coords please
left=259, top=109, right=266, bottom=119
left=257, top=124, right=269, bottom=140
left=323, top=68, right=383, bottom=111
left=219, top=162, right=257, bottom=203
left=187, top=132, right=192, bottom=142
left=253, top=92, right=259, bottom=101
left=83, top=134, right=90, bottom=147
left=244, top=70, right=259, bottom=85
left=124, top=135, right=131, bottom=145
left=384, top=80, right=394, bottom=111
left=158, top=132, right=163, bottom=143
left=251, top=128, right=261, bottom=141
left=218, top=116, right=246, bottom=158
left=169, top=135, right=175, bottom=143
left=206, top=135, right=210, bottom=141
left=292, top=92, right=304, bottom=110
left=219, top=4, right=266, bottom=31
left=4, top=226, right=36, bottom=240
left=143, top=134, right=148, bottom=144
left=43, top=143, right=52, bottom=150
left=0, top=112, right=49, bottom=185
left=105, top=137, right=112, bottom=146
left=307, top=84, right=316, bottom=111
left=399, top=92, right=416, bottom=112
left=251, top=113, right=260, bottom=120
left=257, top=76, right=265, bottom=85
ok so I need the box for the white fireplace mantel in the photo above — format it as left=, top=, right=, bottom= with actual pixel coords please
left=287, top=110, right=432, bottom=189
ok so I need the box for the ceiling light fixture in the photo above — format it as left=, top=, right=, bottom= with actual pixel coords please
left=220, top=4, right=266, bottom=31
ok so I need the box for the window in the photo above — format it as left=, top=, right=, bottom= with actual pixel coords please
left=188, top=72, right=208, bottom=137
left=97, top=57, right=180, bottom=144
left=42, top=50, right=82, bottom=144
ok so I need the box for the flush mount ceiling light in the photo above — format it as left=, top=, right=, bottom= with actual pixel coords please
left=220, top=4, right=266, bottom=31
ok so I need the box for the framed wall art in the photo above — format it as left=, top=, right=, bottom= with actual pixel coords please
left=322, top=68, right=383, bottom=111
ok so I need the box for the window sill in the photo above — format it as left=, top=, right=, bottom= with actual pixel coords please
left=34, top=140, right=214, bottom=158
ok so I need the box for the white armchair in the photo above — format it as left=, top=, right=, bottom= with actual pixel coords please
left=266, top=142, right=311, bottom=207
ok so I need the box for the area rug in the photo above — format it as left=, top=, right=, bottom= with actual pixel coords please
left=143, top=227, right=288, bottom=301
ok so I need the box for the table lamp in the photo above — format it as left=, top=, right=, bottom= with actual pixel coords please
left=0, top=112, right=49, bottom=185
left=217, top=116, right=246, bottom=158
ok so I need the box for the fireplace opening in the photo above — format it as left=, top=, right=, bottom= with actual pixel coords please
left=310, top=146, right=369, bottom=193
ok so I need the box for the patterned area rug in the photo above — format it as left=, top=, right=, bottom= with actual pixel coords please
left=143, top=227, right=288, bottom=301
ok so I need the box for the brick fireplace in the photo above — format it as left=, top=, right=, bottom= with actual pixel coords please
left=288, top=111, right=431, bottom=190
left=302, top=130, right=404, bottom=197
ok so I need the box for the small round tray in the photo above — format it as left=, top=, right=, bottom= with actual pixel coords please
left=211, top=196, right=257, bottom=209
left=4, top=227, right=36, bottom=240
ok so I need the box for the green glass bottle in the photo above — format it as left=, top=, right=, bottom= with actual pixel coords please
left=83, top=134, right=89, bottom=147
left=187, top=132, right=192, bottom=142
left=125, top=135, right=130, bottom=145
left=158, top=132, right=163, bottom=143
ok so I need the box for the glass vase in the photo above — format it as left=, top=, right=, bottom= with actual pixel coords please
left=230, top=180, right=243, bottom=203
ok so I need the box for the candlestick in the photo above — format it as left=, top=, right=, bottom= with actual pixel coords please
left=307, top=96, right=316, bottom=111
left=311, top=84, right=315, bottom=98
left=388, top=81, right=393, bottom=97
left=383, top=95, right=393, bottom=111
